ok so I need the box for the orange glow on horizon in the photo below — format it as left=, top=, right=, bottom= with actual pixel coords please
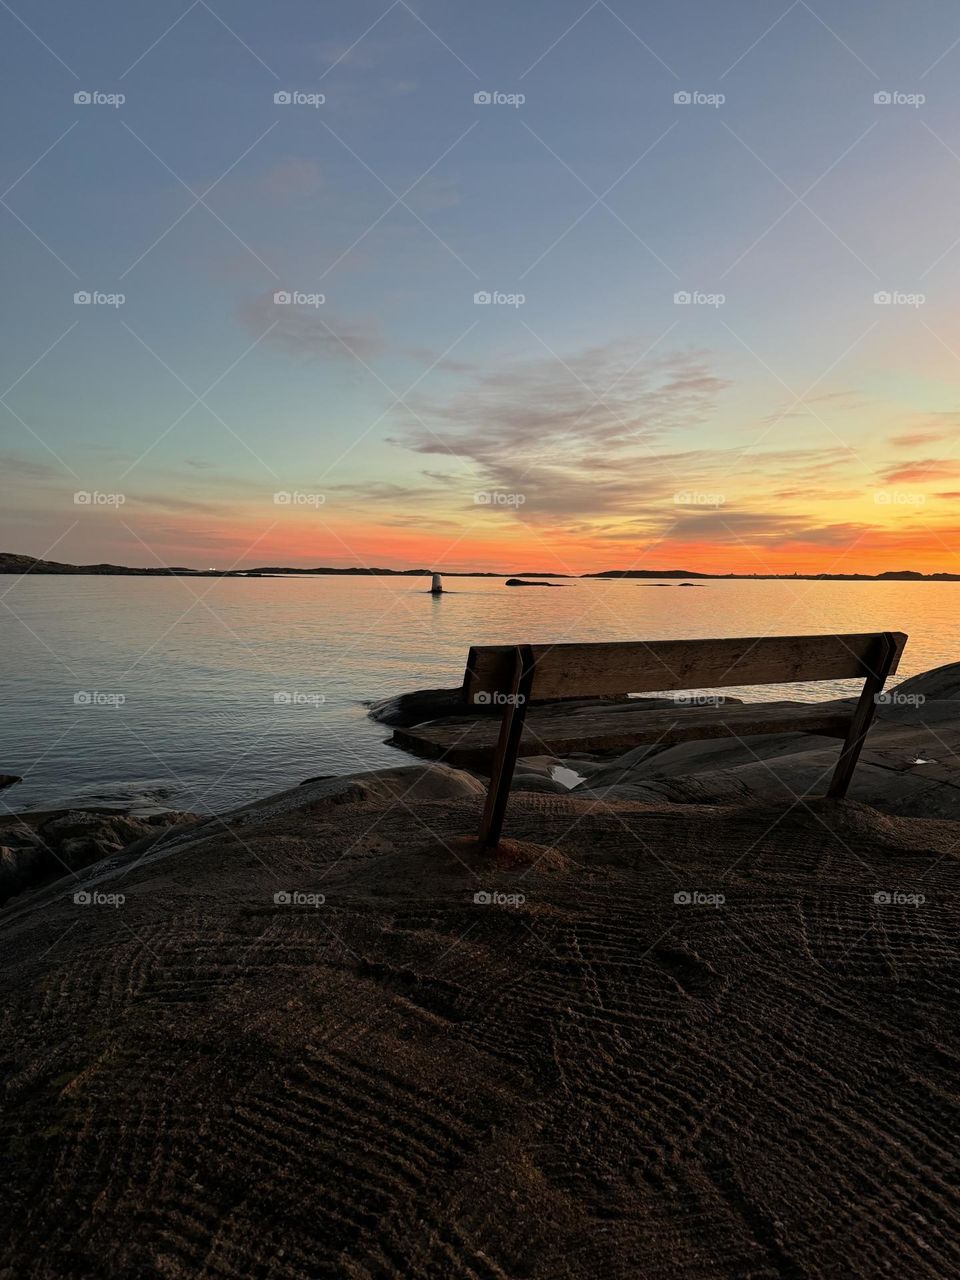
left=121, top=511, right=960, bottom=578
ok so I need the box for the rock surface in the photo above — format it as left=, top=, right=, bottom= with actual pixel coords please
left=369, top=687, right=649, bottom=728
left=0, top=807, right=196, bottom=904
left=510, top=756, right=577, bottom=794
left=368, top=686, right=468, bottom=726
left=1, top=769, right=958, bottom=1277
left=568, top=663, right=960, bottom=818
left=887, top=659, right=960, bottom=702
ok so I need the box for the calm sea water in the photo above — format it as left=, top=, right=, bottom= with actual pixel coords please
left=1, top=574, right=957, bottom=813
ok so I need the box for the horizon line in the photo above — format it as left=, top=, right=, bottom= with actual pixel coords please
left=3, top=552, right=960, bottom=582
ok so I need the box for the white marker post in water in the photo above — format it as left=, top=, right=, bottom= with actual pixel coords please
left=431, top=573, right=443, bottom=595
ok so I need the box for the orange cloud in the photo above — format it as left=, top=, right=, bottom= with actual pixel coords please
left=879, top=459, right=960, bottom=484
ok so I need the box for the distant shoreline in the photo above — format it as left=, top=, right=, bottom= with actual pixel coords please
left=2, top=553, right=960, bottom=583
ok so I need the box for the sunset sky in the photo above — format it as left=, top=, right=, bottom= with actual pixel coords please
left=3, top=0, right=960, bottom=574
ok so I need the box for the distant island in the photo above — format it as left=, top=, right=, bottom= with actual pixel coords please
left=0, top=553, right=567, bottom=580
left=2, top=552, right=960, bottom=582
left=585, top=568, right=960, bottom=581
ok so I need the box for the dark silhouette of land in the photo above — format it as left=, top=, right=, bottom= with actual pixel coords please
left=586, top=568, right=960, bottom=581
left=3, top=552, right=960, bottom=582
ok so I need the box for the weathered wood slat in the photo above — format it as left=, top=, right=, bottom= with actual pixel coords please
left=393, top=701, right=852, bottom=773
left=463, top=633, right=907, bottom=703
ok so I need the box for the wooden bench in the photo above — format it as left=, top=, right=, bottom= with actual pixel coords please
left=458, top=632, right=907, bottom=848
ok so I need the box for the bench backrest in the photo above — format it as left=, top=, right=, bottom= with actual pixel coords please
left=463, top=632, right=907, bottom=705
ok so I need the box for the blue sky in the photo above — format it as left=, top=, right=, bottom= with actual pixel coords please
left=3, top=0, right=960, bottom=572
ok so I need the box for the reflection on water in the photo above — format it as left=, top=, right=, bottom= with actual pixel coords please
left=1, top=574, right=956, bottom=812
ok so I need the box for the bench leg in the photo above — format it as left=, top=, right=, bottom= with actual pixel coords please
left=827, top=631, right=897, bottom=799
left=477, top=648, right=535, bottom=849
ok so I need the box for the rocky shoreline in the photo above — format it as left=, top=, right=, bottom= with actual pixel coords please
left=4, top=660, right=959, bottom=907
left=2, top=670, right=960, bottom=1274
left=0, top=807, right=196, bottom=906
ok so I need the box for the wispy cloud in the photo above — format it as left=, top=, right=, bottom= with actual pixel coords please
left=237, top=291, right=384, bottom=361
left=392, top=339, right=730, bottom=521
left=666, top=510, right=872, bottom=547
left=880, top=459, right=960, bottom=484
